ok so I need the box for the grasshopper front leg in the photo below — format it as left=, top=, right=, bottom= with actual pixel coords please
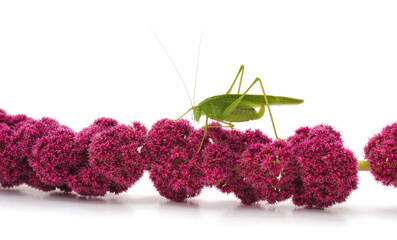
left=197, top=116, right=209, bottom=153
left=197, top=118, right=234, bottom=153
left=174, top=107, right=192, bottom=121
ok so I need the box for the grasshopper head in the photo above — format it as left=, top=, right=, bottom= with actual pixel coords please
left=192, top=106, right=202, bottom=122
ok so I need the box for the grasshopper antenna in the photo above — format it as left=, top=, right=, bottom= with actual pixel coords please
left=193, top=31, right=203, bottom=106
left=150, top=27, right=194, bottom=108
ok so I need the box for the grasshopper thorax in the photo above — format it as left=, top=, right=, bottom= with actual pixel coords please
left=192, top=106, right=202, bottom=122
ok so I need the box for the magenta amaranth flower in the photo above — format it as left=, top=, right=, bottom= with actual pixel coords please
left=240, top=141, right=296, bottom=204
left=0, top=109, right=9, bottom=124
left=364, top=123, right=397, bottom=187
left=25, top=170, right=56, bottom=192
left=8, top=114, right=30, bottom=129
left=144, top=119, right=195, bottom=163
left=0, top=110, right=31, bottom=130
left=206, top=125, right=272, bottom=205
left=108, top=181, right=131, bottom=194
left=231, top=180, right=263, bottom=205
left=89, top=123, right=147, bottom=192
left=200, top=142, right=238, bottom=187
left=216, top=170, right=263, bottom=205
left=144, top=119, right=205, bottom=202
left=288, top=125, right=358, bottom=208
left=0, top=123, right=24, bottom=187
left=30, top=127, right=80, bottom=189
left=150, top=148, right=205, bottom=201
left=73, top=118, right=119, bottom=172
left=207, top=124, right=272, bottom=155
left=13, top=118, right=63, bottom=191
left=67, top=167, right=110, bottom=196
left=15, top=118, right=62, bottom=157
left=0, top=124, right=12, bottom=144
left=67, top=118, right=119, bottom=196
left=0, top=119, right=59, bottom=189
left=241, top=129, right=273, bottom=152
left=75, top=117, right=119, bottom=154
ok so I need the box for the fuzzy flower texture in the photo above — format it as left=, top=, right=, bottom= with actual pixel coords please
left=365, top=123, right=397, bottom=187
left=0, top=108, right=362, bottom=208
left=143, top=119, right=358, bottom=208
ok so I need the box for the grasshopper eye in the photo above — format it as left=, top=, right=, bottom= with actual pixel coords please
left=195, top=108, right=199, bottom=112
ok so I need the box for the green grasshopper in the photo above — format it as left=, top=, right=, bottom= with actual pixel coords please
left=153, top=32, right=303, bottom=152
left=175, top=65, right=304, bottom=152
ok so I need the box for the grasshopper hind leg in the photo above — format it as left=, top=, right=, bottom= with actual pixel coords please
left=226, top=65, right=245, bottom=94
left=221, top=76, right=283, bottom=141
left=252, top=77, right=283, bottom=140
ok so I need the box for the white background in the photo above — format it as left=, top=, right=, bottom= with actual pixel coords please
left=1, top=0, right=397, bottom=239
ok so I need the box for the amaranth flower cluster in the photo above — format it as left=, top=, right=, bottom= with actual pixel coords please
left=0, top=109, right=364, bottom=208
left=364, top=123, right=397, bottom=187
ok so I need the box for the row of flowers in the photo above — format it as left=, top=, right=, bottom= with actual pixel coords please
left=0, top=108, right=396, bottom=208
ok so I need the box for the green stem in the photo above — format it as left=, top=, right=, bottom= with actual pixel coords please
left=358, top=161, right=370, bottom=171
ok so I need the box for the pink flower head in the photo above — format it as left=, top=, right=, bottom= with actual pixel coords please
left=240, top=141, right=296, bottom=204
left=0, top=124, right=11, bottom=142
left=15, top=118, right=62, bottom=157
left=67, top=167, right=110, bottom=196
left=19, top=118, right=64, bottom=191
left=73, top=118, right=119, bottom=171
left=208, top=123, right=271, bottom=155
left=0, top=109, right=9, bottom=124
left=30, top=127, right=80, bottom=189
left=150, top=148, right=205, bottom=201
left=89, top=123, right=147, bottom=193
left=216, top=170, right=262, bottom=205
left=0, top=118, right=61, bottom=189
left=207, top=125, right=272, bottom=205
left=75, top=117, right=119, bottom=155
left=25, top=170, right=56, bottom=192
left=0, top=123, right=23, bottom=187
left=9, top=114, right=31, bottom=130
left=364, top=123, right=397, bottom=187
left=0, top=109, right=30, bottom=130
left=230, top=180, right=263, bottom=205
left=144, top=119, right=194, bottom=163
left=144, top=119, right=205, bottom=202
left=200, top=142, right=238, bottom=187
left=67, top=117, right=119, bottom=196
left=288, top=125, right=358, bottom=208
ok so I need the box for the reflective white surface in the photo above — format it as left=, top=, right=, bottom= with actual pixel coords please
left=0, top=172, right=396, bottom=239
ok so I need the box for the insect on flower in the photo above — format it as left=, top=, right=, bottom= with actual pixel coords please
left=153, top=31, right=304, bottom=152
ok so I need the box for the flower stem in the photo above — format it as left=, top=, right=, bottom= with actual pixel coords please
left=358, top=161, right=370, bottom=171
